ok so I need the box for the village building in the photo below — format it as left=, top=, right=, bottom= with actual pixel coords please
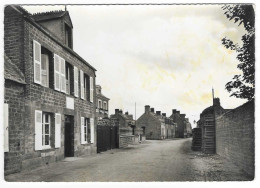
left=110, top=109, right=139, bottom=147
left=95, top=85, right=109, bottom=119
left=4, top=5, right=97, bottom=175
left=196, top=98, right=227, bottom=154
left=169, top=110, right=186, bottom=138
left=185, top=118, right=193, bottom=137
left=136, top=105, right=174, bottom=140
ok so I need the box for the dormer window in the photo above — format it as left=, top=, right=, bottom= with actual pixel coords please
left=65, top=23, right=72, bottom=48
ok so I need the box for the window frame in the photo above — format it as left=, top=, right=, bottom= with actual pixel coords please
left=42, top=113, right=51, bottom=150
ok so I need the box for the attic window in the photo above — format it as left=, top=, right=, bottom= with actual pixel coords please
left=65, top=23, right=72, bottom=48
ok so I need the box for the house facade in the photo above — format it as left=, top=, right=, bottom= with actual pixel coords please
left=4, top=5, right=97, bottom=175
left=96, top=85, right=109, bottom=119
left=136, top=105, right=171, bottom=140
left=198, top=98, right=226, bottom=154
left=169, top=110, right=186, bottom=138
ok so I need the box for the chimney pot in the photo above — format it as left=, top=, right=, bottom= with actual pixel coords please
left=115, top=109, right=119, bottom=114
left=172, top=109, right=177, bottom=114
left=156, top=111, right=161, bottom=115
left=151, top=108, right=154, bottom=113
left=145, top=105, right=150, bottom=113
left=162, top=113, right=166, bottom=117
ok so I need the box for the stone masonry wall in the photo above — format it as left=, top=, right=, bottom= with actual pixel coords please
left=4, top=80, right=25, bottom=175
left=215, top=100, right=254, bottom=179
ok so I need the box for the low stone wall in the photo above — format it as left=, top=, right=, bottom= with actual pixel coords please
left=215, top=100, right=254, bottom=179
left=119, top=135, right=135, bottom=148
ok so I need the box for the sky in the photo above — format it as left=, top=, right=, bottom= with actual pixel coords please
left=23, top=4, right=249, bottom=128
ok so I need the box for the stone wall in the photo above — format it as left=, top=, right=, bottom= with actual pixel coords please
left=215, top=100, right=254, bottom=179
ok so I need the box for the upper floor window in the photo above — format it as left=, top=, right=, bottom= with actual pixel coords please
left=41, top=48, right=51, bottom=87
left=66, top=63, right=73, bottom=95
left=103, top=101, right=107, bottom=110
left=65, top=23, right=72, bottom=48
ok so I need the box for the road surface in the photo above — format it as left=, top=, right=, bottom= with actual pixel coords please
left=5, top=138, right=251, bottom=182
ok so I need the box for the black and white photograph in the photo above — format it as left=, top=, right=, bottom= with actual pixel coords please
left=0, top=0, right=258, bottom=184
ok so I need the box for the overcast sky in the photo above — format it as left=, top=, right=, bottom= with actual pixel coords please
left=23, top=4, right=248, bottom=127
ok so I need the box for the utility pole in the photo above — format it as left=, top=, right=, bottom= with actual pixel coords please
left=135, top=102, right=136, bottom=120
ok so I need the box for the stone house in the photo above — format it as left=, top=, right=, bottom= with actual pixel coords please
left=110, top=109, right=137, bottom=147
left=169, top=110, right=186, bottom=138
left=4, top=5, right=97, bottom=175
left=162, top=113, right=176, bottom=139
left=198, top=98, right=226, bottom=154
left=95, top=85, right=109, bottom=120
left=136, top=105, right=169, bottom=140
left=185, top=118, right=192, bottom=137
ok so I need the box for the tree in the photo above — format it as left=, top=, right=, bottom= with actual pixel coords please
left=221, top=4, right=255, bottom=100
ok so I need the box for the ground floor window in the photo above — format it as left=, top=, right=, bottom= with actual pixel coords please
left=42, top=113, right=51, bottom=149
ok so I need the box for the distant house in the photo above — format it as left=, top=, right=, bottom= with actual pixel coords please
left=169, top=110, right=186, bottom=138
left=110, top=109, right=137, bottom=147
left=198, top=98, right=227, bottom=154
left=96, top=85, right=109, bottom=119
left=162, top=113, right=176, bottom=139
left=185, top=118, right=192, bottom=137
left=136, top=105, right=174, bottom=140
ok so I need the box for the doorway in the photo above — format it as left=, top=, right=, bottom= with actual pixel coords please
left=64, top=115, right=74, bottom=157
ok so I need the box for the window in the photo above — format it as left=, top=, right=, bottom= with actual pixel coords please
left=103, top=101, right=107, bottom=110
left=42, top=113, right=51, bottom=149
left=98, top=100, right=102, bottom=109
left=41, top=50, right=50, bottom=87
left=35, top=110, right=61, bottom=150
left=66, top=63, right=72, bottom=95
left=74, top=66, right=79, bottom=97
left=65, top=23, right=72, bottom=48
left=90, top=77, right=94, bottom=102
left=81, top=117, right=94, bottom=144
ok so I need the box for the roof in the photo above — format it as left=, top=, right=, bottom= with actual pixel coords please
left=4, top=55, right=26, bottom=84
left=31, top=10, right=73, bottom=28
left=10, top=5, right=96, bottom=71
left=97, top=93, right=110, bottom=100
left=201, top=106, right=214, bottom=114
left=31, top=10, right=66, bottom=21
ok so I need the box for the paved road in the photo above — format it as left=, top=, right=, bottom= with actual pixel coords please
left=5, top=138, right=250, bottom=182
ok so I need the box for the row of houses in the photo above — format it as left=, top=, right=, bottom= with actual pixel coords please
left=135, top=105, right=192, bottom=140
left=3, top=5, right=192, bottom=175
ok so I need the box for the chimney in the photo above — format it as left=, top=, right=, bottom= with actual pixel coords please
left=176, top=111, right=180, bottom=115
left=115, top=109, right=119, bottom=114
left=162, top=113, right=166, bottom=117
left=213, top=98, right=220, bottom=106
left=151, top=108, right=154, bottom=113
left=119, top=110, right=123, bottom=114
left=145, top=105, right=150, bottom=114
left=156, top=111, right=161, bottom=115
left=125, top=112, right=129, bottom=115
left=172, top=109, right=177, bottom=114
left=180, top=114, right=186, bottom=119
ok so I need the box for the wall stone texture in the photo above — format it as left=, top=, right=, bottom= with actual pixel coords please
left=216, top=100, right=254, bottom=179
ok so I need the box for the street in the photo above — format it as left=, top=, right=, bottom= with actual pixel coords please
left=5, top=138, right=250, bottom=182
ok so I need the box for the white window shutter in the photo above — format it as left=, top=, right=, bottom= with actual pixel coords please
left=35, top=110, right=42, bottom=151
left=60, top=58, right=66, bottom=93
left=33, top=40, right=41, bottom=84
left=90, top=118, right=94, bottom=143
left=81, top=117, right=85, bottom=144
left=90, top=77, right=93, bottom=102
left=54, top=54, right=60, bottom=91
left=80, top=70, right=84, bottom=99
left=55, top=113, right=61, bottom=148
left=74, top=66, right=78, bottom=97
left=4, top=104, right=9, bottom=152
